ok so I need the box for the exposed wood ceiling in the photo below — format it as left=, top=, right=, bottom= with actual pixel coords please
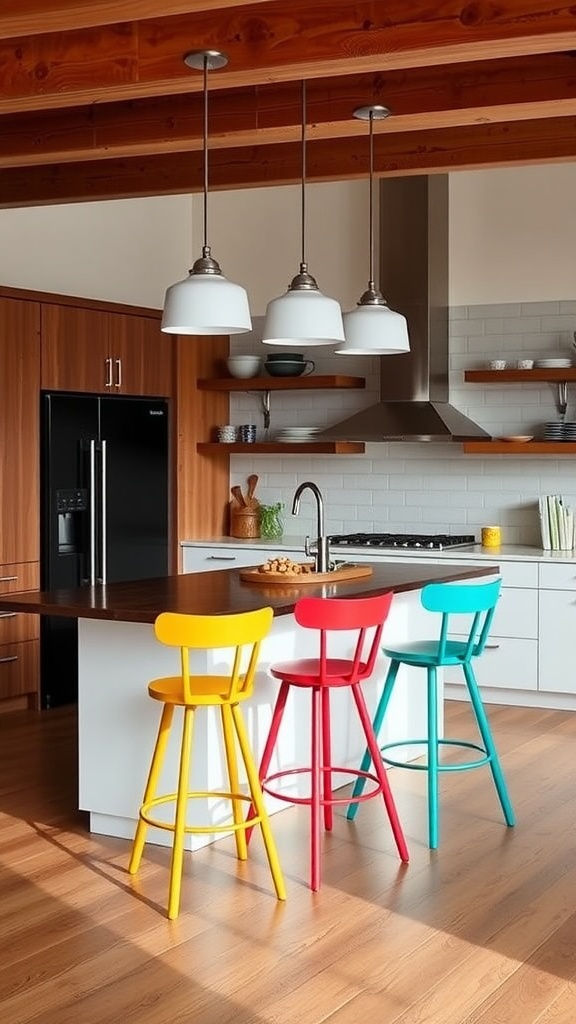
left=1, top=1, right=576, bottom=207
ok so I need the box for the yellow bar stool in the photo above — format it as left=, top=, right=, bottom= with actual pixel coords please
left=128, top=606, right=286, bottom=919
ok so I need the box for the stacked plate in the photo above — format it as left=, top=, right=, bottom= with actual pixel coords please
left=275, top=426, right=322, bottom=443
left=542, top=421, right=576, bottom=441
left=535, top=358, right=573, bottom=368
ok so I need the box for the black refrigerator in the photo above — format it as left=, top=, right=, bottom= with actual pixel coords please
left=41, top=392, right=170, bottom=708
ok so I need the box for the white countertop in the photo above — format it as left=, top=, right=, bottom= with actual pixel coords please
left=180, top=536, right=576, bottom=564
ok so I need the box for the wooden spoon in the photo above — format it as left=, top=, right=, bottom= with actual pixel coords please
left=246, top=473, right=258, bottom=505
left=231, top=485, right=246, bottom=507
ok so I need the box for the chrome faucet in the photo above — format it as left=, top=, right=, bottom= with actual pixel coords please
left=292, top=481, right=330, bottom=573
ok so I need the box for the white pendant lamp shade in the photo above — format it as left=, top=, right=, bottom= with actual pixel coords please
left=338, top=298, right=410, bottom=354
left=162, top=264, right=251, bottom=335
left=161, top=50, right=252, bottom=337
left=337, top=103, right=410, bottom=356
left=263, top=81, right=344, bottom=347
left=263, top=272, right=345, bottom=347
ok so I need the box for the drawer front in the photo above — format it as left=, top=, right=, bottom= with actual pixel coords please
left=439, top=556, right=538, bottom=588
left=0, top=639, right=39, bottom=700
left=0, top=608, right=39, bottom=644
left=182, top=545, right=301, bottom=573
left=539, top=562, right=576, bottom=591
left=447, top=586, right=537, bottom=640
left=444, top=637, right=538, bottom=691
left=0, top=561, right=39, bottom=593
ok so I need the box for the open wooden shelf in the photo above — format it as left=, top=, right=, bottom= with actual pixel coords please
left=197, top=442, right=365, bottom=455
left=198, top=374, right=365, bottom=392
left=463, top=441, right=576, bottom=455
left=464, top=368, right=576, bottom=384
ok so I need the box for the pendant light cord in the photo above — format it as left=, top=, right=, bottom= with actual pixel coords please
left=300, top=80, right=307, bottom=269
left=202, top=54, right=209, bottom=255
left=368, top=108, right=375, bottom=292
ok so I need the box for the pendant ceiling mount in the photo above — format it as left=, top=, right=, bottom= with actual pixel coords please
left=161, top=49, right=252, bottom=336
left=262, top=80, right=344, bottom=348
left=337, top=103, right=410, bottom=355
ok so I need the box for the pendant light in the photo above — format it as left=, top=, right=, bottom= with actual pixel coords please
left=161, top=50, right=251, bottom=335
left=336, top=105, right=410, bottom=355
left=262, top=80, right=344, bottom=347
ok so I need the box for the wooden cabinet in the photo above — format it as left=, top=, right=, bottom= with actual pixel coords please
left=0, top=562, right=40, bottom=708
left=40, top=303, right=173, bottom=396
left=0, top=297, right=40, bottom=565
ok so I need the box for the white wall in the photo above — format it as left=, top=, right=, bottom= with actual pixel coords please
left=449, top=164, right=576, bottom=305
left=0, top=194, right=192, bottom=308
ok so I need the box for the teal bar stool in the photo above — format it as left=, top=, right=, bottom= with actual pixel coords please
left=347, top=578, right=515, bottom=848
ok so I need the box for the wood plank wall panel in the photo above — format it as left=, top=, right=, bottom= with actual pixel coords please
left=0, top=297, right=40, bottom=565
left=173, top=335, right=230, bottom=571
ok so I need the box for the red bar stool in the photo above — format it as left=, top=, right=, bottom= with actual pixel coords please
left=248, top=593, right=409, bottom=890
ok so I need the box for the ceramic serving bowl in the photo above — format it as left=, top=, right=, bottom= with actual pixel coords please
left=264, top=359, right=314, bottom=377
left=226, top=355, right=261, bottom=379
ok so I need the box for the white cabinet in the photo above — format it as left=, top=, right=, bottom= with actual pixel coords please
left=433, top=559, right=539, bottom=693
left=538, top=563, right=576, bottom=694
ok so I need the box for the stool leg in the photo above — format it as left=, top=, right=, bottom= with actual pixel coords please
left=168, top=705, right=195, bottom=921
left=321, top=687, right=333, bottom=831
left=129, top=703, right=174, bottom=875
left=463, top=662, right=516, bottom=827
left=245, top=680, right=290, bottom=842
left=347, top=659, right=401, bottom=821
left=221, top=703, right=248, bottom=861
left=310, top=686, right=322, bottom=890
left=427, top=667, right=440, bottom=850
left=351, top=682, right=409, bottom=863
left=231, top=704, right=286, bottom=900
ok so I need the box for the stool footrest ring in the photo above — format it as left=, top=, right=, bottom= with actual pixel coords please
left=380, top=738, right=490, bottom=773
left=140, top=790, right=262, bottom=835
left=262, top=765, right=384, bottom=806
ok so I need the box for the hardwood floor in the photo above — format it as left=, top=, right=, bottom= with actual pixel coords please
left=2, top=700, right=576, bottom=1023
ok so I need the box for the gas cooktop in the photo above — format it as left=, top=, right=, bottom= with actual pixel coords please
left=328, top=532, right=476, bottom=551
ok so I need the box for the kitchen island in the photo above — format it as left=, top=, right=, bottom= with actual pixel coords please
left=0, top=561, right=497, bottom=849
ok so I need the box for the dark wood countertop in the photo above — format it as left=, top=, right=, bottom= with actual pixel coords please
left=0, top=562, right=499, bottom=625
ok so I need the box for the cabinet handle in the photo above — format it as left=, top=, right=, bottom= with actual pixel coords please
left=105, top=357, right=113, bottom=388
left=0, top=612, right=17, bottom=619
left=207, top=555, right=237, bottom=561
left=0, top=576, right=18, bottom=582
left=0, top=655, right=18, bottom=665
left=114, top=358, right=122, bottom=389
left=484, top=643, right=500, bottom=650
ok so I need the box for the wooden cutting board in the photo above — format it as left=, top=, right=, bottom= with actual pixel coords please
left=239, top=563, right=373, bottom=585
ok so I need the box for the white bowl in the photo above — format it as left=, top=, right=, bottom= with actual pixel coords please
left=489, top=360, right=507, bottom=370
left=226, top=355, right=261, bottom=379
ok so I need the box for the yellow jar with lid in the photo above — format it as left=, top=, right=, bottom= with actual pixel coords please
left=481, top=526, right=501, bottom=548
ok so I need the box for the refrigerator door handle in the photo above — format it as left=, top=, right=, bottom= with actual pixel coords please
left=100, top=439, right=107, bottom=584
left=89, top=439, right=97, bottom=585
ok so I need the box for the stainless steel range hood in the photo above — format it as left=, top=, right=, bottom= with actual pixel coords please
left=321, top=175, right=489, bottom=442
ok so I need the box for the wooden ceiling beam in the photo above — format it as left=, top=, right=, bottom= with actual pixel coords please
left=1, top=115, right=576, bottom=207
left=0, top=2, right=276, bottom=40
left=1, top=52, right=576, bottom=168
left=0, top=1, right=575, bottom=114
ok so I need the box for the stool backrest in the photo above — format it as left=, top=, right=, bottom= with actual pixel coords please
left=421, top=578, right=502, bottom=661
left=294, top=592, right=394, bottom=684
left=154, top=606, right=274, bottom=702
